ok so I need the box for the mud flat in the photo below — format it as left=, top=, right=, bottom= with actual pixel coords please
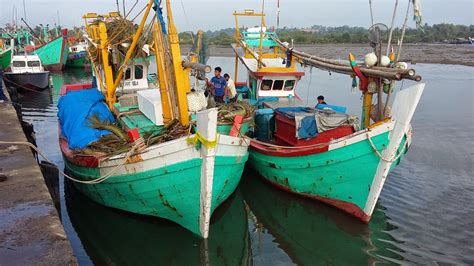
left=184, top=43, right=474, bottom=67
left=0, top=83, right=77, bottom=265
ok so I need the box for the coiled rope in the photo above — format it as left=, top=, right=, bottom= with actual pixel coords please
left=0, top=140, right=143, bottom=185
left=365, top=131, right=406, bottom=163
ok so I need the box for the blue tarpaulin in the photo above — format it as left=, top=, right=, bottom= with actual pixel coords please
left=58, top=88, right=115, bottom=150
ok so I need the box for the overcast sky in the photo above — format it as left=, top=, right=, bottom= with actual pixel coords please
left=0, top=0, right=472, bottom=31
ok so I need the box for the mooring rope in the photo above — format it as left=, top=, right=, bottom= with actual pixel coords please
left=365, top=131, right=406, bottom=163
left=0, top=140, right=143, bottom=185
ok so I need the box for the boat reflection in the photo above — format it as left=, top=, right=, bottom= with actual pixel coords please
left=65, top=180, right=251, bottom=265
left=241, top=169, right=404, bottom=265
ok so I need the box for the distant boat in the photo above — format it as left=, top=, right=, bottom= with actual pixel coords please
left=24, top=28, right=69, bottom=71
left=0, top=39, right=14, bottom=69
left=3, top=54, right=50, bottom=91
left=66, top=41, right=90, bottom=69
left=469, top=37, right=474, bottom=45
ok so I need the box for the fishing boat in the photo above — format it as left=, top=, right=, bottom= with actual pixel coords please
left=66, top=40, right=90, bottom=69
left=0, top=39, right=14, bottom=69
left=3, top=54, right=50, bottom=91
left=232, top=10, right=424, bottom=223
left=24, top=26, right=69, bottom=71
left=58, top=0, right=250, bottom=238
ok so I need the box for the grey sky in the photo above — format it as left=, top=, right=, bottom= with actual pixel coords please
left=1, top=0, right=472, bottom=31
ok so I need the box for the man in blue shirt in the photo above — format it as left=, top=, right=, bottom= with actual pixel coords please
left=0, top=66, right=8, bottom=103
left=206, top=66, right=227, bottom=103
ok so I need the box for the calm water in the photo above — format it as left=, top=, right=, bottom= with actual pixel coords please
left=15, top=58, right=473, bottom=265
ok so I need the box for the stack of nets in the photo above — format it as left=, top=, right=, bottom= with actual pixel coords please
left=217, top=101, right=255, bottom=123
left=89, top=17, right=151, bottom=73
left=85, top=116, right=190, bottom=157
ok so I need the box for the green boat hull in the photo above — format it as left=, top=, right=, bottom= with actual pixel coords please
left=64, top=153, right=249, bottom=237
left=0, top=48, right=12, bottom=69
left=32, top=34, right=69, bottom=71
left=249, top=129, right=407, bottom=222
left=66, top=53, right=90, bottom=69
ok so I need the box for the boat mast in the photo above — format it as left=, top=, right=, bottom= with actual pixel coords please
left=164, top=0, right=189, bottom=126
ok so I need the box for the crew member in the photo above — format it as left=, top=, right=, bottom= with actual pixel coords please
left=224, top=73, right=237, bottom=102
left=315, top=95, right=326, bottom=108
left=206, top=67, right=227, bottom=103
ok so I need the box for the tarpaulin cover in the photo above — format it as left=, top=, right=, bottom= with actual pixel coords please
left=58, top=88, right=115, bottom=150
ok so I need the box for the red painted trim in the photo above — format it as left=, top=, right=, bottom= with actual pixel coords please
left=260, top=175, right=371, bottom=223
left=250, top=141, right=329, bottom=157
left=253, top=71, right=305, bottom=78
left=58, top=126, right=101, bottom=168
left=235, top=81, right=246, bottom=87
left=60, top=83, right=93, bottom=96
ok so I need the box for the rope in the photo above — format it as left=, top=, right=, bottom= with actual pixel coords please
left=3, top=76, right=45, bottom=94
left=187, top=131, right=218, bottom=148
left=365, top=131, right=406, bottom=163
left=0, top=140, right=143, bottom=185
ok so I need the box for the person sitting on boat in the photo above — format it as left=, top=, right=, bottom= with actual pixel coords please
left=206, top=67, right=227, bottom=103
left=224, top=73, right=237, bottom=102
left=315, top=95, right=327, bottom=108
left=0, top=66, right=8, bottom=103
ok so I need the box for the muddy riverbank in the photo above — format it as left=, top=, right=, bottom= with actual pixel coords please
left=182, top=43, right=474, bottom=67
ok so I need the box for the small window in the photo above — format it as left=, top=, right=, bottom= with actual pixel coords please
left=284, top=80, right=295, bottom=91
left=135, top=65, right=144, bottom=79
left=27, top=61, right=41, bottom=67
left=125, top=68, right=131, bottom=80
left=12, top=61, right=26, bottom=67
left=273, top=80, right=284, bottom=90
left=261, top=79, right=273, bottom=91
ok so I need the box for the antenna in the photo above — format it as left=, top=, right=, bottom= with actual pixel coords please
left=276, top=0, right=280, bottom=29
left=57, top=10, right=61, bottom=26
left=22, top=0, right=27, bottom=22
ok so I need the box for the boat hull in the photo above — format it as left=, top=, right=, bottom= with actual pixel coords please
left=0, top=48, right=12, bottom=69
left=249, top=121, right=408, bottom=222
left=66, top=51, right=90, bottom=69
left=3, top=72, right=50, bottom=91
left=29, top=32, right=69, bottom=71
left=61, top=134, right=249, bottom=237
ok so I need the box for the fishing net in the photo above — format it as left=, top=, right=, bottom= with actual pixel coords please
left=217, top=101, right=255, bottom=123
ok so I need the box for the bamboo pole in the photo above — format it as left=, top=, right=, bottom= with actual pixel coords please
left=369, top=0, right=374, bottom=26
left=386, top=0, right=399, bottom=56
left=397, top=1, right=411, bottom=62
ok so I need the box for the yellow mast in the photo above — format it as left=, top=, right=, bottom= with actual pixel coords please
left=152, top=22, right=173, bottom=123
left=165, top=0, right=189, bottom=126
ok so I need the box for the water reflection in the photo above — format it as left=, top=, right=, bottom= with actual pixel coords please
left=65, top=180, right=251, bottom=265
left=241, top=169, right=403, bottom=265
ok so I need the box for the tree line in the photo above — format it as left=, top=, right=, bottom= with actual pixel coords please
left=179, top=24, right=473, bottom=45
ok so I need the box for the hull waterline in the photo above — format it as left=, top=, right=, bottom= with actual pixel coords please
left=3, top=72, right=50, bottom=91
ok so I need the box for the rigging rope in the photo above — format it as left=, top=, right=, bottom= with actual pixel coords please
left=365, top=131, right=406, bottom=163
left=0, top=140, right=143, bottom=185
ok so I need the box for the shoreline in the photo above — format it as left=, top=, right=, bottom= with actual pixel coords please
left=182, top=43, right=474, bottom=67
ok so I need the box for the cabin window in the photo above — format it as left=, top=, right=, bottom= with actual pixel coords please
left=273, top=80, right=284, bottom=90
left=261, top=79, right=272, bottom=91
left=284, top=80, right=296, bottom=91
left=12, top=61, right=26, bottom=67
left=27, top=61, right=41, bottom=67
left=135, top=65, right=144, bottom=79
left=125, top=68, right=131, bottom=80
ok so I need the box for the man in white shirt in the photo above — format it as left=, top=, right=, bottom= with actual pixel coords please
left=224, top=73, right=237, bottom=102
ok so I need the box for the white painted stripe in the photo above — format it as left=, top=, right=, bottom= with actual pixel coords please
left=363, top=83, right=425, bottom=217
left=328, top=120, right=395, bottom=151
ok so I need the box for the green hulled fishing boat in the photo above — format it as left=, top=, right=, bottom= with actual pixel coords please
left=58, top=1, right=251, bottom=238
left=66, top=42, right=90, bottom=69
left=232, top=10, right=424, bottom=223
left=0, top=45, right=12, bottom=69
left=25, top=27, right=69, bottom=71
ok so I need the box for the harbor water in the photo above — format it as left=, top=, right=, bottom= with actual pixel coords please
left=15, top=58, right=473, bottom=265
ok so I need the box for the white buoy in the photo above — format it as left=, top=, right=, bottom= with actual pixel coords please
left=380, top=55, right=391, bottom=67
left=365, top=53, right=378, bottom=67
left=368, top=81, right=378, bottom=93
left=395, top=62, right=408, bottom=69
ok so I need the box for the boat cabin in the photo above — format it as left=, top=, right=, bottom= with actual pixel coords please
left=69, top=43, right=87, bottom=54
left=10, top=55, right=45, bottom=73
left=119, top=62, right=151, bottom=95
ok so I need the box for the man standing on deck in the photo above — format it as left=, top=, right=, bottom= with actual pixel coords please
left=224, top=73, right=237, bottom=102
left=0, top=66, right=8, bottom=103
left=206, top=67, right=227, bottom=103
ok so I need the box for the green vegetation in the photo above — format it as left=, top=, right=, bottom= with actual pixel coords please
left=186, top=24, right=473, bottom=45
